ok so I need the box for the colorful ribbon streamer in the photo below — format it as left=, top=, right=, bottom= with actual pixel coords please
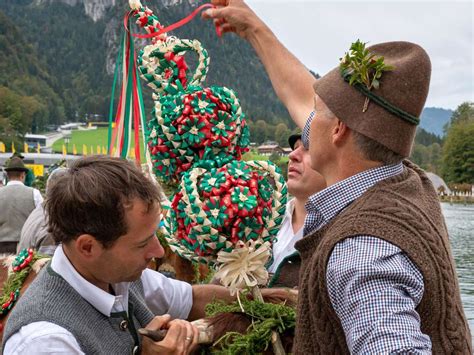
left=108, top=3, right=219, bottom=165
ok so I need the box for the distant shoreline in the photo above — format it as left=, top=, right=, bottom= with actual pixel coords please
left=440, top=196, right=474, bottom=205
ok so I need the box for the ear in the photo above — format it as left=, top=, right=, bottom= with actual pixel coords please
left=74, top=234, right=104, bottom=259
left=332, top=119, right=350, bottom=145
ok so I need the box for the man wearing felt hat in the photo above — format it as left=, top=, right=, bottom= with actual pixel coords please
left=204, top=1, right=472, bottom=353
left=0, top=157, right=44, bottom=253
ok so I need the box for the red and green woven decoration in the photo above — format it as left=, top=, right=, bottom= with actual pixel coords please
left=163, top=160, right=287, bottom=265
left=127, top=2, right=287, bottom=267
left=147, top=85, right=249, bottom=181
left=12, top=248, right=34, bottom=272
left=0, top=290, right=20, bottom=316
left=138, top=37, right=209, bottom=95
left=131, top=6, right=250, bottom=183
left=0, top=249, right=50, bottom=317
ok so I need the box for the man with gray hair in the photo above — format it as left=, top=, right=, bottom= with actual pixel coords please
left=204, top=1, right=471, bottom=353
left=18, top=168, right=69, bottom=255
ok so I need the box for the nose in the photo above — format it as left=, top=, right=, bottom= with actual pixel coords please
left=146, top=236, right=165, bottom=259
left=289, top=146, right=303, bottom=162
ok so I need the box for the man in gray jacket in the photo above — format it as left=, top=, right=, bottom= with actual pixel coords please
left=0, top=157, right=43, bottom=253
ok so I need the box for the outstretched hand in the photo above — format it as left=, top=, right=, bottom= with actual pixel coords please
left=141, top=314, right=199, bottom=355
left=202, top=0, right=266, bottom=40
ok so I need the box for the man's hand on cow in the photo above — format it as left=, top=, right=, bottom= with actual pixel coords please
left=141, top=314, right=199, bottom=355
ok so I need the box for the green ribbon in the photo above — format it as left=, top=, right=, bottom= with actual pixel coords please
left=342, top=73, right=420, bottom=126
left=107, top=32, right=124, bottom=154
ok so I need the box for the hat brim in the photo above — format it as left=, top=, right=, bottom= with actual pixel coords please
left=288, top=134, right=302, bottom=150
left=4, top=167, right=29, bottom=172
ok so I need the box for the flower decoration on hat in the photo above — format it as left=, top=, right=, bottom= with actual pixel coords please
left=340, top=39, right=394, bottom=112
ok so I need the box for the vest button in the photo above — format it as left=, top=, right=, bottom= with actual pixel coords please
left=132, top=345, right=139, bottom=354
left=119, top=320, right=128, bottom=331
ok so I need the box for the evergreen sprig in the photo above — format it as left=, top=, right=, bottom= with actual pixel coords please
left=340, top=40, right=394, bottom=111
left=205, top=297, right=296, bottom=354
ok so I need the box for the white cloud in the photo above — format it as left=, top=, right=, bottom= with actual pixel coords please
left=246, top=1, right=473, bottom=109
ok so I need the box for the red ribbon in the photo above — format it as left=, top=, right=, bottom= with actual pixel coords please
left=124, top=3, right=221, bottom=39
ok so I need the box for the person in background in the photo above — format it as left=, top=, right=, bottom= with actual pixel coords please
left=204, top=1, right=471, bottom=353
left=7, top=152, right=36, bottom=187
left=267, top=133, right=325, bottom=288
left=18, top=168, right=69, bottom=255
left=0, top=157, right=43, bottom=254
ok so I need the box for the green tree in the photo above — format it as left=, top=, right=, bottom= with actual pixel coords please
left=428, top=142, right=442, bottom=173
left=449, top=102, right=473, bottom=126
left=415, top=127, right=442, bottom=146
left=441, top=102, right=474, bottom=183
left=411, top=144, right=429, bottom=168
left=250, top=120, right=268, bottom=144
left=274, top=123, right=291, bottom=147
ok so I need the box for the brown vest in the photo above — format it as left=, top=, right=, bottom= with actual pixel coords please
left=293, top=162, right=472, bottom=354
left=268, top=252, right=300, bottom=288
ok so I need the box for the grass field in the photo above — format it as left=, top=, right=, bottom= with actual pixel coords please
left=51, top=129, right=288, bottom=166
left=52, top=128, right=145, bottom=160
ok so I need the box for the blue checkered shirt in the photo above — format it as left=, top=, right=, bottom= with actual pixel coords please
left=302, top=114, right=432, bottom=353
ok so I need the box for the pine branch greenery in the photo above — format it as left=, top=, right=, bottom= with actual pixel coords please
left=339, top=40, right=394, bottom=112
left=205, top=296, right=295, bottom=354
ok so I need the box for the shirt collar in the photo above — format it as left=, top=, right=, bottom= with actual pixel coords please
left=6, top=180, right=24, bottom=186
left=285, top=198, right=296, bottom=218
left=305, top=162, right=404, bottom=231
left=51, top=245, right=130, bottom=317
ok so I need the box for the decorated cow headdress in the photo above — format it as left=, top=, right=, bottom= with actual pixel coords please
left=110, top=0, right=287, bottom=296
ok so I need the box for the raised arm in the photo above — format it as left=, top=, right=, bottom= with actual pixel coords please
left=203, top=0, right=315, bottom=128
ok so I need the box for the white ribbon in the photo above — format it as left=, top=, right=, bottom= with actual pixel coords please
left=214, top=240, right=271, bottom=296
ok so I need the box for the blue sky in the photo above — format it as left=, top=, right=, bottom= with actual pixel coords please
left=246, top=0, right=473, bottom=110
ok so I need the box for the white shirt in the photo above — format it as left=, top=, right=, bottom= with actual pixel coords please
left=4, top=245, right=193, bottom=354
left=268, top=199, right=303, bottom=274
left=6, top=180, right=43, bottom=208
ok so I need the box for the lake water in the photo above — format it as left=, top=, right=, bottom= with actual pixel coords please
left=443, top=203, right=474, bottom=342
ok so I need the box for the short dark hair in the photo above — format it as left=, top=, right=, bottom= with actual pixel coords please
left=6, top=170, right=24, bottom=180
left=352, top=130, right=404, bottom=165
left=45, top=156, right=161, bottom=248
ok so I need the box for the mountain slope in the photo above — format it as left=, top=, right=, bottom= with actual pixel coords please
left=420, top=107, right=453, bottom=137
left=0, top=0, right=453, bottom=135
left=0, top=9, right=65, bottom=137
left=1, top=0, right=290, bottom=128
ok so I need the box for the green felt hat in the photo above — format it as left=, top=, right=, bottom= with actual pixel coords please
left=4, top=157, right=29, bottom=172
